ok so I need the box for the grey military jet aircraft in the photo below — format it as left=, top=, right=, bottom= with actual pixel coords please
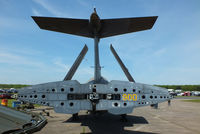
left=18, top=8, right=172, bottom=119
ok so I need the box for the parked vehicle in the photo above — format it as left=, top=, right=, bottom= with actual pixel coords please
left=0, top=89, right=5, bottom=93
left=0, top=93, right=12, bottom=99
left=9, top=88, right=18, bottom=93
left=183, top=92, right=191, bottom=96
left=193, top=91, right=200, bottom=96
left=169, top=92, right=177, bottom=96
left=177, top=93, right=184, bottom=96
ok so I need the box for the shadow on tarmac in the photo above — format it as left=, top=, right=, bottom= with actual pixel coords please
left=64, top=113, right=157, bottom=134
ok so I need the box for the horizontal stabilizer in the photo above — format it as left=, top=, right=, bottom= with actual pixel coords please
left=32, top=16, right=91, bottom=38
left=32, top=16, right=157, bottom=39
left=100, top=16, right=158, bottom=38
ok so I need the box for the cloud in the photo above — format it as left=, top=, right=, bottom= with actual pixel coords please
left=154, top=67, right=200, bottom=85
left=52, top=57, right=93, bottom=75
left=0, top=52, right=45, bottom=68
left=32, top=0, right=68, bottom=17
left=0, top=45, right=46, bottom=69
left=0, top=17, right=24, bottom=29
left=153, top=48, right=166, bottom=56
left=0, top=45, right=42, bottom=56
left=32, top=8, right=42, bottom=16
left=52, top=58, right=69, bottom=71
left=79, top=67, right=93, bottom=75
left=73, top=67, right=93, bottom=83
left=0, top=16, right=33, bottom=34
left=0, top=17, right=13, bottom=28
left=77, top=0, right=90, bottom=8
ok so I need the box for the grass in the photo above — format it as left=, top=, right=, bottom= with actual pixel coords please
left=183, top=99, right=200, bottom=103
left=33, top=104, right=41, bottom=107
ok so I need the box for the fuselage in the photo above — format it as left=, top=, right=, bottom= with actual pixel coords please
left=89, top=10, right=102, bottom=84
left=18, top=80, right=172, bottom=115
left=90, top=11, right=101, bottom=36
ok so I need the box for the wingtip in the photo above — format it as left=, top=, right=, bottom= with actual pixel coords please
left=31, top=16, right=37, bottom=18
left=84, top=44, right=88, bottom=50
left=110, top=44, right=113, bottom=49
left=31, top=16, right=38, bottom=21
left=31, top=16, right=44, bottom=20
left=149, top=16, right=158, bottom=29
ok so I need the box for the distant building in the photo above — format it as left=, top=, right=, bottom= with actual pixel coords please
left=168, top=89, right=174, bottom=92
left=175, top=89, right=182, bottom=93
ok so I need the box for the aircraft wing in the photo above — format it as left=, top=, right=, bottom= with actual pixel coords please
left=32, top=16, right=92, bottom=38
left=99, top=16, right=158, bottom=38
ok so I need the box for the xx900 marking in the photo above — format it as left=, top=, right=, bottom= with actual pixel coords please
left=122, top=94, right=137, bottom=101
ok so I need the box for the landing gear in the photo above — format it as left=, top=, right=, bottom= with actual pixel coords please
left=120, top=114, right=128, bottom=122
left=42, top=109, right=50, bottom=116
left=168, top=100, right=171, bottom=106
left=72, top=113, right=79, bottom=121
left=151, top=103, right=158, bottom=109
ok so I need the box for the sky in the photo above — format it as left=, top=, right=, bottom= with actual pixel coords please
left=0, top=0, right=200, bottom=85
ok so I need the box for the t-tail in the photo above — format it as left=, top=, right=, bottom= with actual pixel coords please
left=32, top=8, right=158, bottom=83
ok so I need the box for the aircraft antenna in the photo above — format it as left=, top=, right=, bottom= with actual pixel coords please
left=93, top=0, right=96, bottom=12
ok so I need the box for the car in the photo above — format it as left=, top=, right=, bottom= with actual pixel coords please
left=9, top=88, right=18, bottom=93
left=177, top=93, right=184, bottom=96
left=0, top=93, right=12, bottom=99
left=0, top=89, right=5, bottom=93
left=169, top=91, right=177, bottom=96
left=193, top=91, right=200, bottom=96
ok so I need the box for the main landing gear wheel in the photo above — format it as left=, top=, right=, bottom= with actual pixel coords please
left=72, top=113, right=79, bottom=121
left=120, top=114, right=128, bottom=122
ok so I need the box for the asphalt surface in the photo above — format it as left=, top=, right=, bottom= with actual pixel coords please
left=34, top=99, right=200, bottom=134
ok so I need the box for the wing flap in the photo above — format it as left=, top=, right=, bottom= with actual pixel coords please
left=100, top=16, right=158, bottom=38
left=32, top=16, right=92, bottom=38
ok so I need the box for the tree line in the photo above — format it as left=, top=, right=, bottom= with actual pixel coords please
left=0, top=84, right=30, bottom=89
left=1, top=84, right=200, bottom=91
left=155, top=85, right=200, bottom=91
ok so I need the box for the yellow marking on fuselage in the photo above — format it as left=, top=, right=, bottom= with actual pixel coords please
left=122, top=94, right=137, bottom=101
